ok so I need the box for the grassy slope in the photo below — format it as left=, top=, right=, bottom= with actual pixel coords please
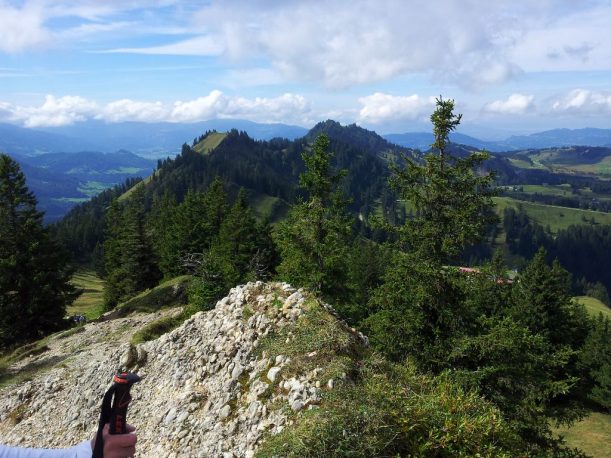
left=193, top=132, right=227, bottom=154
left=574, top=296, right=611, bottom=319
left=118, top=172, right=156, bottom=202
left=555, top=413, right=611, bottom=458
left=119, top=133, right=227, bottom=203
left=493, top=196, right=611, bottom=233
left=68, top=270, right=105, bottom=320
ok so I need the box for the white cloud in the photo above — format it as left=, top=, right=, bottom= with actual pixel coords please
left=0, top=0, right=187, bottom=53
left=100, top=99, right=167, bottom=122
left=99, top=0, right=611, bottom=89
left=0, top=2, right=50, bottom=53
left=551, top=89, right=611, bottom=115
left=171, top=90, right=228, bottom=122
left=358, top=93, right=435, bottom=124
left=171, top=91, right=311, bottom=124
left=0, top=91, right=313, bottom=127
left=107, top=35, right=224, bottom=56
left=4, top=0, right=611, bottom=91
left=223, top=93, right=311, bottom=124
left=5, top=95, right=99, bottom=127
left=484, top=93, right=535, bottom=115
left=510, top=3, right=611, bottom=72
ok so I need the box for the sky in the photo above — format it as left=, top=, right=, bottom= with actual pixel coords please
left=0, top=0, right=610, bottom=139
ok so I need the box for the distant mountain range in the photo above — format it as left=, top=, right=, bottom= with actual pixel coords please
left=3, top=121, right=611, bottom=159
left=4, top=119, right=611, bottom=221
left=0, top=120, right=308, bottom=159
left=7, top=150, right=155, bottom=221
left=383, top=128, right=611, bottom=152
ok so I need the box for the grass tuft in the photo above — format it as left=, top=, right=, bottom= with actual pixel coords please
left=130, top=313, right=185, bottom=344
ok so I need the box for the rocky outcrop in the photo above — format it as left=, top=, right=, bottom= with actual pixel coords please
left=0, top=282, right=367, bottom=457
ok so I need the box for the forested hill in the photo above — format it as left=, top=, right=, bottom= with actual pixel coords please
left=147, top=126, right=395, bottom=209
left=306, top=120, right=405, bottom=158
left=51, top=124, right=406, bottom=262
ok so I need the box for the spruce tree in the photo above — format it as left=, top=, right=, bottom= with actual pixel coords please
left=149, top=191, right=179, bottom=279
left=391, top=97, right=497, bottom=263
left=103, top=188, right=161, bottom=309
left=580, top=313, right=611, bottom=411
left=0, top=154, right=78, bottom=347
left=273, top=134, right=352, bottom=297
left=365, top=97, right=497, bottom=366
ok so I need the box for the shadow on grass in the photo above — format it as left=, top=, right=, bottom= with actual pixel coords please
left=0, top=355, right=68, bottom=388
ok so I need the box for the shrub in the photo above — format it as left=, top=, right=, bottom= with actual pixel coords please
left=257, top=356, right=518, bottom=457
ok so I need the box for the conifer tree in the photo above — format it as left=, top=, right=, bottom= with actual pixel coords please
left=511, top=248, right=589, bottom=350
left=168, top=177, right=228, bottom=274
left=209, top=189, right=259, bottom=287
left=149, top=191, right=180, bottom=278
left=273, top=134, right=352, bottom=297
left=0, top=154, right=78, bottom=347
left=391, top=97, right=497, bottom=263
left=580, top=313, right=611, bottom=411
left=103, top=187, right=161, bottom=309
left=365, top=97, right=497, bottom=366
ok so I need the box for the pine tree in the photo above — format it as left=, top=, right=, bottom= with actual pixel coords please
left=273, top=134, right=353, bottom=297
left=103, top=188, right=161, bottom=309
left=365, top=98, right=496, bottom=366
left=210, top=189, right=259, bottom=287
left=580, top=313, right=611, bottom=411
left=511, top=248, right=590, bottom=350
left=149, top=191, right=180, bottom=278
left=0, top=154, right=78, bottom=347
left=391, top=97, right=497, bottom=264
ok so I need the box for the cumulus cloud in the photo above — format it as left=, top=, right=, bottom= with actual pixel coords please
left=5, top=95, right=99, bottom=127
left=0, top=91, right=313, bottom=127
left=358, top=93, right=435, bottom=124
left=551, top=89, right=611, bottom=115
left=4, top=1, right=611, bottom=90
left=95, top=0, right=610, bottom=89
left=98, top=0, right=530, bottom=88
left=0, top=1, right=50, bottom=53
left=171, top=91, right=228, bottom=122
left=484, top=93, right=535, bottom=115
left=222, top=93, right=311, bottom=123
left=100, top=99, right=167, bottom=122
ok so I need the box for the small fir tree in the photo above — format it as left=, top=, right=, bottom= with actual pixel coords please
left=273, top=134, right=353, bottom=297
left=0, top=154, right=78, bottom=347
left=103, top=187, right=161, bottom=309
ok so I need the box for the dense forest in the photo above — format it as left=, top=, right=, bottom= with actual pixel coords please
left=2, top=99, right=611, bottom=455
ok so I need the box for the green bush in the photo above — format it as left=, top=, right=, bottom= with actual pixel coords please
left=257, top=356, right=518, bottom=458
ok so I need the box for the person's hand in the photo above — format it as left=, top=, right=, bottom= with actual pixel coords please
left=91, top=423, right=137, bottom=458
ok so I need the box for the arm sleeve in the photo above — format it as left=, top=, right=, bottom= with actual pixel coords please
left=0, top=441, right=91, bottom=458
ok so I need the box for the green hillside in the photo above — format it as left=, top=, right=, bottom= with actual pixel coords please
left=493, top=196, right=611, bottom=233
left=118, top=172, right=156, bottom=201
left=68, top=270, right=105, bottom=320
left=574, top=296, right=611, bottom=319
left=510, top=146, right=611, bottom=176
left=193, top=132, right=226, bottom=154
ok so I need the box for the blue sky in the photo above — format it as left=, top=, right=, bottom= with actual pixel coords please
left=0, top=0, right=610, bottom=138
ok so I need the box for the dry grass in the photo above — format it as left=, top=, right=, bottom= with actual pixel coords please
left=555, top=412, right=611, bottom=458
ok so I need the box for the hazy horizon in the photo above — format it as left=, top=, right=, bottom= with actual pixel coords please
left=1, top=1, right=610, bottom=136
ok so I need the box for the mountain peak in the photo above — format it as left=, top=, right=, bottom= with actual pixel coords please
left=306, top=119, right=406, bottom=156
